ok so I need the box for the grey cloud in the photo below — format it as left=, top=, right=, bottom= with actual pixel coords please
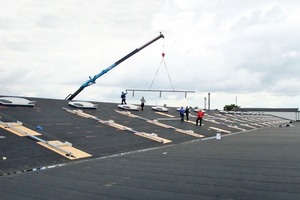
left=2, top=0, right=300, bottom=109
left=36, top=14, right=65, bottom=29
left=232, top=5, right=285, bottom=30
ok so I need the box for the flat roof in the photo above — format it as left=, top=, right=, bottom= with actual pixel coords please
left=0, top=96, right=298, bottom=199
left=0, top=123, right=299, bottom=199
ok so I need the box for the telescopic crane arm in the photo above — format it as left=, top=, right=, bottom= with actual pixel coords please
left=66, top=32, right=164, bottom=100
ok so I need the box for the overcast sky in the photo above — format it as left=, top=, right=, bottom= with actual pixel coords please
left=1, top=0, right=300, bottom=109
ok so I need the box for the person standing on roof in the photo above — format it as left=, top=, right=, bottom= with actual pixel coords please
left=185, top=106, right=190, bottom=121
left=179, top=106, right=185, bottom=122
left=121, top=91, right=127, bottom=104
left=196, top=110, right=205, bottom=126
left=140, top=97, right=146, bottom=111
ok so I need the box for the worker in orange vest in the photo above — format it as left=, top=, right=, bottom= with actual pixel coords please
left=196, top=110, right=205, bottom=126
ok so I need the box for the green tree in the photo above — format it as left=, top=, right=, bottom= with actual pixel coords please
left=224, top=104, right=240, bottom=111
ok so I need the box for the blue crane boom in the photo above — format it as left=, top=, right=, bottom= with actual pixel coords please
left=66, top=32, right=164, bottom=100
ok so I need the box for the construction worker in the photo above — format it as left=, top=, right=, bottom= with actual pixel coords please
left=185, top=106, right=190, bottom=121
left=196, top=110, right=205, bottom=126
left=179, top=107, right=185, bottom=122
left=140, top=97, right=146, bottom=111
left=121, top=91, right=127, bottom=104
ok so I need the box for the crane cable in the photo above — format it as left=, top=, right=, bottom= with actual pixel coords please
left=149, top=52, right=175, bottom=91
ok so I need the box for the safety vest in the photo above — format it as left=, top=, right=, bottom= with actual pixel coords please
left=198, top=111, right=204, bottom=118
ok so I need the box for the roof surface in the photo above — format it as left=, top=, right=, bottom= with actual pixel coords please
left=238, top=107, right=299, bottom=112
left=0, top=96, right=299, bottom=199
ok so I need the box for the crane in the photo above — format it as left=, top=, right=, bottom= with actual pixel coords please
left=66, top=32, right=164, bottom=100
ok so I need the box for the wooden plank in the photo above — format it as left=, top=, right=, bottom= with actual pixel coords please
left=116, top=110, right=204, bottom=138
left=174, top=129, right=204, bottom=138
left=134, top=132, right=172, bottom=144
left=209, top=127, right=231, bottom=133
left=106, top=121, right=133, bottom=131
left=205, top=119, right=220, bottom=124
left=227, top=125, right=246, bottom=131
left=0, top=123, right=41, bottom=137
left=115, top=110, right=138, bottom=118
left=155, top=112, right=175, bottom=118
left=240, top=124, right=257, bottom=129
left=63, top=107, right=98, bottom=120
left=37, top=140, right=92, bottom=160
left=64, top=108, right=172, bottom=143
left=147, top=120, right=172, bottom=128
left=155, top=118, right=181, bottom=121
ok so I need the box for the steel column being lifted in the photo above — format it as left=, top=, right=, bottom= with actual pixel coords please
left=126, top=89, right=195, bottom=98
left=125, top=50, right=195, bottom=98
left=66, top=32, right=164, bottom=100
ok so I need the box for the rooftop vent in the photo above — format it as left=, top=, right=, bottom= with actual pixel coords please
left=152, top=106, right=169, bottom=112
left=0, top=97, right=35, bottom=107
left=118, top=104, right=139, bottom=111
left=68, top=101, right=97, bottom=109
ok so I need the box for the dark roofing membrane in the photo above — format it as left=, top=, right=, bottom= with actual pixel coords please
left=0, top=96, right=299, bottom=199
